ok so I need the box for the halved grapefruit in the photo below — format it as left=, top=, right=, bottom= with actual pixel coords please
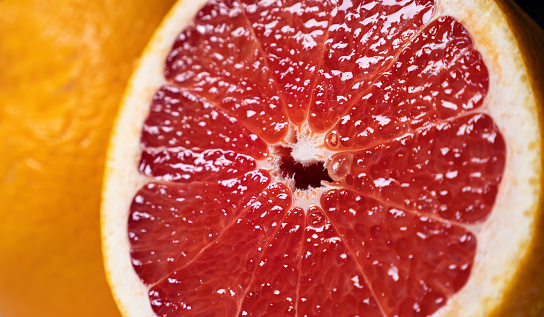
left=101, top=0, right=544, bottom=316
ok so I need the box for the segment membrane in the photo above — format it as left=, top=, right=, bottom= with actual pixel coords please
left=309, top=0, right=435, bottom=131
left=142, top=85, right=268, bottom=157
left=297, top=206, right=383, bottom=316
left=325, top=16, right=489, bottom=149
left=326, top=114, right=506, bottom=224
left=322, top=189, right=476, bottom=316
left=239, top=0, right=333, bottom=125
left=139, top=87, right=268, bottom=182
left=147, top=183, right=292, bottom=316
left=238, top=208, right=305, bottom=316
left=165, top=0, right=289, bottom=143
left=129, top=170, right=271, bottom=285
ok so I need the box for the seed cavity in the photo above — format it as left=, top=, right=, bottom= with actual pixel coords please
left=276, top=146, right=333, bottom=190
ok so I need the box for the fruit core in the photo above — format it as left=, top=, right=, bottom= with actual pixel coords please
left=275, top=145, right=333, bottom=190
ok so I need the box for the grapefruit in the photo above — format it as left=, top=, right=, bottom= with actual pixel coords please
left=101, top=0, right=544, bottom=316
left=0, top=0, right=175, bottom=316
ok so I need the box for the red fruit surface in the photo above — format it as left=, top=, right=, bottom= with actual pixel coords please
left=127, top=0, right=506, bottom=316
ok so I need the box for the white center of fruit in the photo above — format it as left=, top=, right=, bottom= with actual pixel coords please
left=290, top=137, right=323, bottom=166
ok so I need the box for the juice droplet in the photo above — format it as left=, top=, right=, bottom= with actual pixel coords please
left=326, top=152, right=354, bottom=182
left=326, top=131, right=339, bottom=148
left=307, top=206, right=325, bottom=228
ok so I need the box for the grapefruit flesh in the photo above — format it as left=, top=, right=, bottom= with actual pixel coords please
left=135, top=0, right=497, bottom=314
left=102, top=0, right=541, bottom=316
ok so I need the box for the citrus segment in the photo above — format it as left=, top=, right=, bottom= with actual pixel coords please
left=139, top=87, right=268, bottom=182
left=238, top=207, right=305, bottom=316
left=142, top=86, right=268, bottom=156
left=146, top=182, right=291, bottom=315
left=164, top=0, right=289, bottom=143
left=297, top=206, right=382, bottom=316
left=308, top=0, right=435, bottom=131
left=323, top=189, right=476, bottom=316
left=129, top=170, right=271, bottom=285
left=102, top=0, right=543, bottom=316
left=239, top=0, right=333, bottom=125
left=325, top=16, right=489, bottom=149
left=326, top=113, right=505, bottom=224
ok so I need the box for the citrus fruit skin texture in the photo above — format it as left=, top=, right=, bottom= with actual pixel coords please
left=488, top=1, right=544, bottom=316
left=0, top=1, right=176, bottom=316
left=102, top=0, right=543, bottom=316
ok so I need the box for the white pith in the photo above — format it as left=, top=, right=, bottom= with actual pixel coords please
left=100, top=0, right=542, bottom=317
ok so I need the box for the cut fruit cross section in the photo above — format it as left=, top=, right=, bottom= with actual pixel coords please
left=101, top=0, right=542, bottom=316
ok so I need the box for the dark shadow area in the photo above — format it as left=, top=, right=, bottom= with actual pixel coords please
left=276, top=146, right=333, bottom=190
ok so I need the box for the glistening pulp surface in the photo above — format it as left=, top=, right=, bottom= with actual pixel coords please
left=128, top=0, right=506, bottom=316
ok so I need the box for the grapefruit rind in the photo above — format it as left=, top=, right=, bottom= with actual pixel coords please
left=101, top=0, right=541, bottom=316
left=101, top=0, right=210, bottom=315
left=432, top=0, right=541, bottom=316
left=435, top=0, right=541, bottom=315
